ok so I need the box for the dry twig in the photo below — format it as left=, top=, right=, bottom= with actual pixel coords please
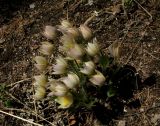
left=4, top=91, right=54, bottom=125
left=0, top=110, right=42, bottom=126
left=133, top=0, right=152, bottom=20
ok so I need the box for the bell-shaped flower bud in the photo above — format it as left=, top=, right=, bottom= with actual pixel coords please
left=34, top=87, right=46, bottom=100
left=80, top=24, right=92, bottom=40
left=108, top=42, right=120, bottom=59
left=67, top=27, right=80, bottom=38
left=61, top=20, right=73, bottom=29
left=67, top=44, right=84, bottom=59
left=34, top=74, right=47, bottom=87
left=89, top=70, right=106, bottom=86
left=53, top=57, right=68, bottom=75
left=49, top=80, right=68, bottom=96
left=55, top=93, right=73, bottom=109
left=60, top=34, right=75, bottom=52
left=34, top=56, right=48, bottom=71
left=43, top=25, right=56, bottom=40
left=61, top=73, right=79, bottom=89
left=80, top=61, right=95, bottom=75
left=39, top=41, right=54, bottom=55
left=86, top=38, right=99, bottom=56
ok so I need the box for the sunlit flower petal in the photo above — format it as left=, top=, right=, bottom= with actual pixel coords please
left=86, top=38, right=99, bottom=56
left=61, top=20, right=73, bottom=29
left=67, top=44, right=84, bottom=59
left=34, top=87, right=46, bottom=100
left=55, top=93, right=73, bottom=109
left=80, top=61, right=95, bottom=75
left=108, top=42, right=120, bottom=59
left=49, top=80, right=68, bottom=96
left=61, top=73, right=80, bottom=89
left=80, top=24, right=92, bottom=40
left=34, top=56, right=48, bottom=71
left=43, top=25, right=56, bottom=40
left=53, top=57, right=68, bottom=74
left=39, top=41, right=54, bottom=55
left=34, top=74, right=47, bottom=87
left=89, top=70, right=106, bottom=86
left=60, top=34, right=75, bottom=52
left=67, top=27, right=80, bottom=38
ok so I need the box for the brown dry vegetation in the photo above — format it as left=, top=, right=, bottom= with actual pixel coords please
left=0, top=0, right=160, bottom=126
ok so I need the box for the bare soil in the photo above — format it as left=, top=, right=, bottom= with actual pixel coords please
left=0, top=0, right=160, bottom=126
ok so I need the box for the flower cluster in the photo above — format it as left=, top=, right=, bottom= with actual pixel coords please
left=33, top=20, right=120, bottom=109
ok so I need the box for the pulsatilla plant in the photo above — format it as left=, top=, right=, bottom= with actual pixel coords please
left=33, top=20, right=122, bottom=110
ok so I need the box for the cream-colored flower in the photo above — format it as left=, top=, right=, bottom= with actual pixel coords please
left=34, top=87, right=46, bottom=100
left=34, top=56, right=48, bottom=71
left=53, top=57, right=68, bottom=74
left=108, top=42, right=120, bottom=59
left=67, top=44, right=84, bottom=59
left=55, top=93, right=73, bottom=109
left=89, top=70, right=106, bottom=86
left=60, top=34, right=75, bottom=52
left=80, top=61, right=95, bottom=75
left=49, top=80, right=68, bottom=96
left=43, top=25, right=56, bottom=40
left=61, top=20, right=73, bottom=29
left=39, top=41, right=54, bottom=55
left=80, top=24, right=92, bottom=40
left=34, top=74, right=47, bottom=87
left=67, top=27, right=80, bottom=38
left=86, top=38, right=99, bottom=56
left=61, top=73, right=79, bottom=89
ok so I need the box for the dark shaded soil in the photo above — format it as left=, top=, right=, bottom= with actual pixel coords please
left=0, top=0, right=160, bottom=125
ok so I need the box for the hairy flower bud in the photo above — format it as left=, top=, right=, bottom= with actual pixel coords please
left=80, top=24, right=92, bottom=40
left=60, top=34, right=75, bottom=52
left=61, top=73, right=80, bottom=89
left=34, top=87, right=46, bottom=100
left=39, top=41, right=54, bottom=55
left=53, top=57, right=68, bottom=74
left=108, top=42, right=120, bottom=59
left=43, top=25, right=56, bottom=40
left=67, top=27, right=80, bottom=38
left=80, top=61, right=95, bottom=75
left=61, top=20, right=73, bottom=29
left=86, top=38, right=99, bottom=56
left=49, top=80, right=68, bottom=96
left=67, top=44, right=84, bottom=59
left=89, top=70, right=106, bottom=86
left=34, top=56, right=48, bottom=71
left=55, top=93, right=73, bottom=109
left=34, top=74, right=47, bottom=87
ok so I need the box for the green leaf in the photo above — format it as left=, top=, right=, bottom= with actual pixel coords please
left=4, top=100, right=13, bottom=107
left=107, top=87, right=116, bottom=98
left=99, top=55, right=109, bottom=70
left=0, top=83, right=6, bottom=92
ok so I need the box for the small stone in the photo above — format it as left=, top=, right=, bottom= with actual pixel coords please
left=29, top=3, right=35, bottom=9
left=140, top=108, right=144, bottom=112
left=118, top=120, right=126, bottom=126
left=0, top=39, right=5, bottom=44
left=152, top=37, right=156, bottom=40
left=88, top=0, right=94, bottom=6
